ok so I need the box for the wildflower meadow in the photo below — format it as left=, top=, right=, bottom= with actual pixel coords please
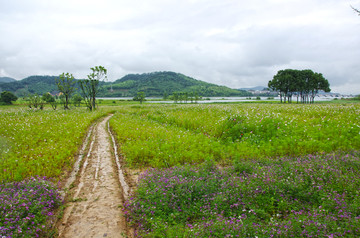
left=0, top=106, right=114, bottom=237
left=110, top=103, right=360, bottom=237
left=0, top=102, right=359, bottom=237
left=0, top=177, right=61, bottom=237
left=124, top=152, right=360, bottom=237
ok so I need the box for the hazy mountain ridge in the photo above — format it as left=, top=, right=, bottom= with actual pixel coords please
left=0, top=77, right=16, bottom=83
left=0, top=72, right=251, bottom=97
left=239, top=86, right=268, bottom=91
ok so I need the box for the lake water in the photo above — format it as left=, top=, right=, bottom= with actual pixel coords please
left=99, top=95, right=348, bottom=104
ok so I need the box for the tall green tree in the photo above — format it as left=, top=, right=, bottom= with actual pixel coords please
left=172, top=92, right=179, bottom=103
left=163, top=92, right=169, bottom=100
left=55, top=73, right=76, bottom=109
left=133, top=91, right=146, bottom=104
left=79, top=66, right=107, bottom=111
left=27, top=93, right=44, bottom=109
left=42, top=93, right=55, bottom=103
left=0, top=91, right=17, bottom=104
left=194, top=91, right=199, bottom=103
left=42, top=92, right=57, bottom=110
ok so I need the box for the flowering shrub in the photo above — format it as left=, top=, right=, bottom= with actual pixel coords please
left=125, top=152, right=360, bottom=237
left=0, top=177, right=62, bottom=237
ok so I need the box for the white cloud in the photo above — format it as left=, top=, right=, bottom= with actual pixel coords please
left=0, top=0, right=360, bottom=94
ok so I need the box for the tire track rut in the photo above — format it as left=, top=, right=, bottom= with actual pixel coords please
left=58, top=115, right=131, bottom=238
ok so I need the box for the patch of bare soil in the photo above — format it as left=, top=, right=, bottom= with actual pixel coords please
left=57, top=115, right=133, bottom=238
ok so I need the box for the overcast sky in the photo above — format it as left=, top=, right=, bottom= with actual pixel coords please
left=1, top=0, right=359, bottom=94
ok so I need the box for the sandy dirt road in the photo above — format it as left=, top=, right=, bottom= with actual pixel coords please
left=58, top=115, right=132, bottom=238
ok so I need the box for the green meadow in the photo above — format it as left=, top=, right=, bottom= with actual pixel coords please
left=0, top=101, right=360, bottom=237
left=110, top=103, right=360, bottom=168
left=0, top=107, right=115, bottom=181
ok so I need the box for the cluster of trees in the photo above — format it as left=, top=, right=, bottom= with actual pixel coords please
left=268, top=69, right=330, bottom=104
left=131, top=90, right=202, bottom=104
left=27, top=94, right=46, bottom=110
left=53, top=66, right=107, bottom=111
left=171, top=91, right=200, bottom=103
left=22, top=66, right=107, bottom=111
left=25, top=92, right=83, bottom=110
left=0, top=91, right=18, bottom=105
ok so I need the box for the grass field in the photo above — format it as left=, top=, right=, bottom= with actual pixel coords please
left=110, top=103, right=360, bottom=237
left=0, top=101, right=359, bottom=237
left=0, top=106, right=117, bottom=181
left=110, top=103, right=360, bottom=168
left=0, top=105, right=118, bottom=237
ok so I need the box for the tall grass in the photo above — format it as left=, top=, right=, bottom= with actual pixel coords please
left=110, top=103, right=360, bottom=168
left=0, top=107, right=113, bottom=181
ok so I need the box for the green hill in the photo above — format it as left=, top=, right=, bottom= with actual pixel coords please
left=0, top=76, right=59, bottom=97
left=0, top=72, right=251, bottom=98
left=0, top=77, right=16, bottom=83
left=100, top=71, right=250, bottom=97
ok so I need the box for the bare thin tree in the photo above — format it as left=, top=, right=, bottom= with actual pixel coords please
left=351, top=5, right=360, bottom=15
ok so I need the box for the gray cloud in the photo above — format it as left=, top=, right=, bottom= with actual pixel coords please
left=0, top=0, right=359, bottom=94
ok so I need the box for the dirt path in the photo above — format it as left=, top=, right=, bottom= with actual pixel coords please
left=58, top=115, right=131, bottom=238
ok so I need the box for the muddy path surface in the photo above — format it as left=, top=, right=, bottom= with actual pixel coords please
left=58, top=115, right=133, bottom=238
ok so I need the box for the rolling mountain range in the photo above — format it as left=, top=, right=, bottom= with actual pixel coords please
left=0, top=72, right=251, bottom=97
